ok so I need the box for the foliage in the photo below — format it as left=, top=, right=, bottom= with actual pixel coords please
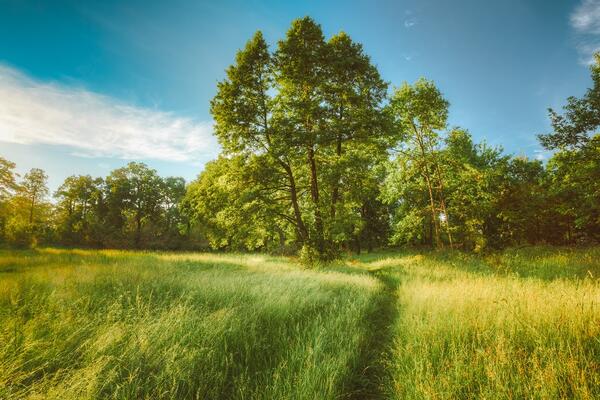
left=0, top=162, right=193, bottom=250
left=205, top=17, right=390, bottom=260
left=1, top=168, right=52, bottom=248
left=538, top=53, right=600, bottom=150
left=382, top=53, right=600, bottom=249
left=0, top=157, right=18, bottom=200
left=544, top=135, right=600, bottom=243
left=184, top=155, right=286, bottom=251
left=386, top=79, right=454, bottom=248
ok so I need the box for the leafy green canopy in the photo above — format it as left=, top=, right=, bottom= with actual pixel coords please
left=539, top=53, right=600, bottom=150
left=197, top=17, right=391, bottom=259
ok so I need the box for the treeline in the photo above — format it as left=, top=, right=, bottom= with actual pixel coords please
left=0, top=161, right=196, bottom=249
left=1, top=17, right=598, bottom=259
left=187, top=17, right=599, bottom=261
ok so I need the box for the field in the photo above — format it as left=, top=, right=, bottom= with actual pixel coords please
left=0, top=247, right=599, bottom=399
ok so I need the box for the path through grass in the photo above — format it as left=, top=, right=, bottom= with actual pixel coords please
left=343, top=269, right=400, bottom=399
left=352, top=247, right=600, bottom=399
left=0, top=246, right=598, bottom=399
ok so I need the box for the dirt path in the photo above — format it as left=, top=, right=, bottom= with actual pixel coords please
left=342, top=269, right=400, bottom=399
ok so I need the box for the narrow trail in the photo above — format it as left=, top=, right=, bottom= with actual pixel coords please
left=342, top=268, right=401, bottom=400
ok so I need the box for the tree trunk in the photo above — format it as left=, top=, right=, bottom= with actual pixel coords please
left=276, top=225, right=286, bottom=254
left=430, top=151, right=454, bottom=248
left=331, top=133, right=343, bottom=219
left=280, top=161, right=308, bottom=242
left=135, top=211, right=142, bottom=248
left=412, top=123, right=442, bottom=249
left=29, top=198, right=35, bottom=224
left=307, top=145, right=325, bottom=254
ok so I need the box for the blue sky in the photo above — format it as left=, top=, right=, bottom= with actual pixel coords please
left=0, top=0, right=598, bottom=190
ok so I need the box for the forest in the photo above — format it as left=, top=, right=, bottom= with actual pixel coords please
left=1, top=17, right=599, bottom=261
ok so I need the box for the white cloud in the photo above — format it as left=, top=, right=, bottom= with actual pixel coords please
left=404, top=18, right=417, bottom=28
left=575, top=42, right=600, bottom=65
left=0, top=65, right=218, bottom=163
left=570, top=0, right=600, bottom=64
left=571, top=0, right=600, bottom=34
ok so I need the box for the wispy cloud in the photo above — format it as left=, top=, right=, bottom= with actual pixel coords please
left=403, top=10, right=417, bottom=29
left=404, top=18, right=417, bottom=28
left=0, top=65, right=218, bottom=163
left=571, top=0, right=600, bottom=33
left=575, top=42, right=600, bottom=64
left=570, top=0, right=600, bottom=64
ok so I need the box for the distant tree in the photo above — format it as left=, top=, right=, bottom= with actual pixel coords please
left=105, top=162, right=163, bottom=248
left=493, top=156, right=547, bottom=246
left=544, top=135, right=600, bottom=243
left=54, top=175, right=104, bottom=246
left=20, top=168, right=49, bottom=225
left=539, top=53, right=600, bottom=150
left=161, top=177, right=185, bottom=229
left=0, top=157, right=18, bottom=200
left=349, top=163, right=390, bottom=253
left=3, top=168, right=51, bottom=247
left=538, top=52, right=600, bottom=243
left=441, top=129, right=509, bottom=250
left=386, top=79, right=453, bottom=248
left=158, top=176, right=189, bottom=248
left=0, top=157, right=19, bottom=245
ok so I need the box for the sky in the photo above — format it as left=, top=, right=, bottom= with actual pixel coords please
left=0, top=0, right=598, bottom=191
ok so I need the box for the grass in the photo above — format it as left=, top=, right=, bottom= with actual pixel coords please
left=0, top=249, right=382, bottom=399
left=367, top=247, right=600, bottom=399
left=0, top=246, right=598, bottom=399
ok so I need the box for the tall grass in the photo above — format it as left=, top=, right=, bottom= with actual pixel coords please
left=366, top=248, right=600, bottom=399
left=1, top=247, right=598, bottom=399
left=0, top=249, right=381, bottom=399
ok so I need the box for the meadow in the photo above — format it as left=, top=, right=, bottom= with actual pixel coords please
left=0, top=247, right=599, bottom=399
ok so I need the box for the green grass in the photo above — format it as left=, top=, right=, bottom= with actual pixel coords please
left=0, top=246, right=599, bottom=399
left=0, top=249, right=383, bottom=399
left=361, top=247, right=600, bottom=399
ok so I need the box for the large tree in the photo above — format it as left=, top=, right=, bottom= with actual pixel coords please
left=208, top=17, right=389, bottom=260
